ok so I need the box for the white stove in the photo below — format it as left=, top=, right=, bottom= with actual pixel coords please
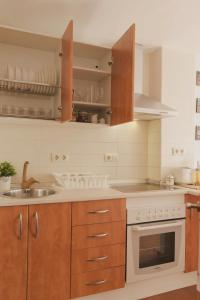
left=115, top=184, right=186, bottom=283
left=112, top=183, right=179, bottom=193
left=127, top=202, right=185, bottom=224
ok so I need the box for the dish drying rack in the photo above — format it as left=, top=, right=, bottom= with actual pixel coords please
left=53, top=173, right=110, bottom=189
left=0, top=78, right=58, bottom=96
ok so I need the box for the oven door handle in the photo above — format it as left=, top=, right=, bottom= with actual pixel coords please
left=132, top=221, right=183, bottom=231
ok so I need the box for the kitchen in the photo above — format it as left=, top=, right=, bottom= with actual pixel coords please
left=0, top=1, right=200, bottom=300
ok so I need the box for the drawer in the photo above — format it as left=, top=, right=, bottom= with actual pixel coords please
left=71, top=266, right=125, bottom=298
left=71, top=244, right=125, bottom=274
left=72, top=221, right=126, bottom=250
left=72, top=198, right=126, bottom=226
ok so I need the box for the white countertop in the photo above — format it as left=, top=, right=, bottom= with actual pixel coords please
left=121, top=187, right=187, bottom=198
left=0, top=184, right=199, bottom=207
left=0, top=187, right=125, bottom=207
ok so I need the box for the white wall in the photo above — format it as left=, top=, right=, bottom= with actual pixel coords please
left=0, top=45, right=197, bottom=185
left=0, top=120, right=148, bottom=184
left=142, top=46, right=196, bottom=181
left=147, top=120, right=161, bottom=180
left=161, top=48, right=196, bottom=178
left=143, top=48, right=162, bottom=181
left=194, top=54, right=200, bottom=166
left=0, top=42, right=150, bottom=185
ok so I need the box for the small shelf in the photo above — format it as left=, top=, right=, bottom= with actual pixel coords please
left=73, top=66, right=110, bottom=81
left=0, top=78, right=58, bottom=96
left=0, top=113, right=54, bottom=120
left=73, top=101, right=109, bottom=108
left=0, top=112, right=55, bottom=120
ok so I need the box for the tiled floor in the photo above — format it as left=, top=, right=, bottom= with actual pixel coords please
left=141, top=286, right=200, bottom=300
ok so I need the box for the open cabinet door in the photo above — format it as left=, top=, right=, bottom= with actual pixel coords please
left=61, top=20, right=73, bottom=122
left=111, top=24, right=135, bottom=125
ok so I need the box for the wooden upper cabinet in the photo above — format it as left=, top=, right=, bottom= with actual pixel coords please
left=61, top=20, right=73, bottom=122
left=185, top=194, right=199, bottom=273
left=111, top=24, right=135, bottom=125
left=0, top=206, right=28, bottom=300
left=27, top=203, right=71, bottom=300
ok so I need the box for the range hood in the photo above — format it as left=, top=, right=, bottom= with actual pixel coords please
left=134, top=93, right=178, bottom=120
left=134, top=46, right=178, bottom=120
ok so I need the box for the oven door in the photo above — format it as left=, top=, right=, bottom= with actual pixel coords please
left=126, top=219, right=185, bottom=283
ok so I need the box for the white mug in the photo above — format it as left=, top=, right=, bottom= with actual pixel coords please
left=91, top=114, right=98, bottom=123
left=99, top=118, right=106, bottom=124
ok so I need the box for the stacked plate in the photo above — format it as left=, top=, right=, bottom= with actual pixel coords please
left=0, top=65, right=57, bottom=96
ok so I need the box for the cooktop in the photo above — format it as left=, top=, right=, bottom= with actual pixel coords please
left=112, top=183, right=178, bottom=193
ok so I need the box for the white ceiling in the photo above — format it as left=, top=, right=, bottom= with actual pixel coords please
left=1, top=0, right=200, bottom=52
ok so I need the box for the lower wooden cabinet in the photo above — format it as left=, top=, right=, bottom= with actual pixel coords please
left=72, top=221, right=126, bottom=249
left=0, top=203, right=71, bottom=300
left=0, top=198, right=125, bottom=299
left=0, top=205, right=28, bottom=300
left=185, top=194, right=199, bottom=272
left=71, top=244, right=125, bottom=273
left=27, top=203, right=71, bottom=300
left=71, top=198, right=126, bottom=299
left=71, top=266, right=125, bottom=298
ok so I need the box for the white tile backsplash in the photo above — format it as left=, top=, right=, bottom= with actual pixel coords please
left=0, top=121, right=149, bottom=183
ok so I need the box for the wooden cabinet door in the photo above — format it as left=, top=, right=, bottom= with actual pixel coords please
left=72, top=198, right=126, bottom=226
left=72, top=221, right=126, bottom=250
left=0, top=205, right=28, bottom=300
left=27, top=203, right=71, bottom=300
left=185, top=194, right=199, bottom=272
left=71, top=266, right=125, bottom=298
left=111, top=24, right=135, bottom=125
left=61, top=20, right=73, bottom=122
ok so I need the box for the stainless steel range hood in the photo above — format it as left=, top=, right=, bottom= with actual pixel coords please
left=134, top=93, right=178, bottom=120
left=134, top=46, right=178, bottom=120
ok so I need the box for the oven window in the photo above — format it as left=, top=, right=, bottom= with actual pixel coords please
left=139, top=232, right=175, bottom=268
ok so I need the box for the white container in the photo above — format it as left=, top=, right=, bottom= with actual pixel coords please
left=175, top=167, right=193, bottom=184
left=0, top=176, right=11, bottom=193
left=53, top=173, right=110, bottom=189
left=91, top=114, right=98, bottom=124
left=166, top=175, right=175, bottom=186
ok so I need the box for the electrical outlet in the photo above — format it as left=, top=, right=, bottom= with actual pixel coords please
left=104, top=153, right=119, bottom=162
left=171, top=148, right=185, bottom=156
left=50, top=153, right=69, bottom=162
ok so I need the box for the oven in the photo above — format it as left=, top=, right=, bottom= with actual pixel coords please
left=126, top=198, right=185, bottom=283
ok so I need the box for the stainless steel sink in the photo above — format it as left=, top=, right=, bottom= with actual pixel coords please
left=3, top=188, right=56, bottom=199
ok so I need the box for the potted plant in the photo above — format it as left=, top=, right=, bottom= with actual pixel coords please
left=0, top=161, right=16, bottom=192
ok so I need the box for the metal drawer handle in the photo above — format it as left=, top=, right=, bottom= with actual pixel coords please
left=88, top=209, right=110, bottom=214
left=18, top=213, right=23, bottom=240
left=86, top=256, right=108, bottom=262
left=86, top=279, right=107, bottom=286
left=87, top=233, right=109, bottom=238
left=33, top=212, right=39, bottom=239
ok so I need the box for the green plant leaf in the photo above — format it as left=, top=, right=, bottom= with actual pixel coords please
left=0, top=161, right=16, bottom=177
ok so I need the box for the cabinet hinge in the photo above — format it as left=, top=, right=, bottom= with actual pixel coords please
left=108, top=58, right=113, bottom=66
left=106, top=110, right=112, bottom=115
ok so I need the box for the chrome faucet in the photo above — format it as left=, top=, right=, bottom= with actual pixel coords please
left=21, top=161, right=39, bottom=189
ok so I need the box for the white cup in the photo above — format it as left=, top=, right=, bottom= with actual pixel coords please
left=91, top=114, right=98, bottom=123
